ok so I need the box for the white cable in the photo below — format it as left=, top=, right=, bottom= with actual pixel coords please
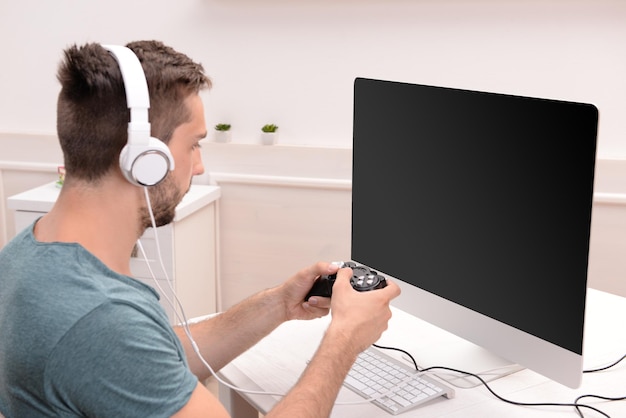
left=134, top=240, right=178, bottom=316
left=140, top=187, right=286, bottom=397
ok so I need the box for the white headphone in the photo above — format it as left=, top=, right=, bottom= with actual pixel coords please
left=101, top=44, right=174, bottom=187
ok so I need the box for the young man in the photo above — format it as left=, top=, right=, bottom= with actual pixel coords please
left=0, top=41, right=401, bottom=417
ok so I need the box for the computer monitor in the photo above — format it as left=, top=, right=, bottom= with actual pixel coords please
left=351, top=77, right=598, bottom=389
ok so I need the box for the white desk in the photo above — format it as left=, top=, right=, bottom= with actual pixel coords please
left=217, top=288, right=626, bottom=417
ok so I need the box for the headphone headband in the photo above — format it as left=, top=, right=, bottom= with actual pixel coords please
left=101, top=44, right=174, bottom=186
left=101, top=44, right=151, bottom=146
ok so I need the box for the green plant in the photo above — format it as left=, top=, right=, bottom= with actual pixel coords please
left=261, top=124, right=278, bottom=133
left=215, top=123, right=231, bottom=131
left=56, top=165, right=66, bottom=188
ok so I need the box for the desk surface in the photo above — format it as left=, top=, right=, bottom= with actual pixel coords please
left=218, top=288, right=626, bottom=417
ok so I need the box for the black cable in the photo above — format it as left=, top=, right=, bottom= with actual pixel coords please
left=418, top=365, right=611, bottom=418
left=373, top=344, right=626, bottom=418
left=573, top=394, right=626, bottom=418
left=576, top=354, right=626, bottom=416
left=372, top=343, right=418, bottom=370
left=584, top=354, right=626, bottom=373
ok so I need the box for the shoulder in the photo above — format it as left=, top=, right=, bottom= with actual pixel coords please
left=45, top=301, right=197, bottom=417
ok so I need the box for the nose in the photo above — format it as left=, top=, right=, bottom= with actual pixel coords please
left=193, top=149, right=205, bottom=176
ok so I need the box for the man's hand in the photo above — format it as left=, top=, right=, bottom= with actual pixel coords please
left=329, top=269, right=401, bottom=353
left=278, top=261, right=341, bottom=321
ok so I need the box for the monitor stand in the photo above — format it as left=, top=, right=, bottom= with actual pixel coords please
left=400, top=329, right=525, bottom=389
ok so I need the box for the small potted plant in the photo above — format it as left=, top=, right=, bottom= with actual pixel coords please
left=214, top=123, right=232, bottom=143
left=55, top=165, right=66, bottom=188
left=261, top=123, right=278, bottom=145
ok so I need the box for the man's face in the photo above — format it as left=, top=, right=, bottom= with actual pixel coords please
left=140, top=94, right=207, bottom=229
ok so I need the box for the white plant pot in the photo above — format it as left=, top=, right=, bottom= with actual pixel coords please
left=214, top=130, right=232, bottom=143
left=261, top=132, right=278, bottom=145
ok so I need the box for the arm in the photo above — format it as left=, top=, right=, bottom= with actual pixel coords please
left=174, top=261, right=339, bottom=380
left=173, top=262, right=401, bottom=418
left=266, top=267, right=401, bottom=417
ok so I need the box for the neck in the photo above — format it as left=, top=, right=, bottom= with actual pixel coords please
left=34, top=177, right=145, bottom=276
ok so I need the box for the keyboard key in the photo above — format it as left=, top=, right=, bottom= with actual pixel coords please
left=343, top=347, right=455, bottom=415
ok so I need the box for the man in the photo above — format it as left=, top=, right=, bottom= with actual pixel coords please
left=0, top=41, right=400, bottom=417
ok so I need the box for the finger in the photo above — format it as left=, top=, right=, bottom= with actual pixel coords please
left=307, top=296, right=331, bottom=309
left=301, top=302, right=330, bottom=317
left=381, top=278, right=402, bottom=299
left=331, top=267, right=354, bottom=290
left=307, top=261, right=340, bottom=281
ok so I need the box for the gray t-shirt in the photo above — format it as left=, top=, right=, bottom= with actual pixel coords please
left=0, top=222, right=198, bottom=417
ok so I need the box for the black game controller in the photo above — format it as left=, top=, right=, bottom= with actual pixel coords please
left=305, top=261, right=388, bottom=301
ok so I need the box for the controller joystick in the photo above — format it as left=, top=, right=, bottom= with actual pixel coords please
left=305, top=261, right=387, bottom=301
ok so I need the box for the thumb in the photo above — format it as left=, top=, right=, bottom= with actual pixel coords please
left=332, top=268, right=354, bottom=292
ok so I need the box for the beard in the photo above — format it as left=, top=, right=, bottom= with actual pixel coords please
left=138, top=175, right=189, bottom=233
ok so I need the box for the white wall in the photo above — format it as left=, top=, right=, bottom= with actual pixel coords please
left=1, top=1, right=626, bottom=156
left=1, top=2, right=626, bottom=301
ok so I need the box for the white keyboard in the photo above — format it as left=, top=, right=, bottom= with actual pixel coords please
left=344, top=347, right=455, bottom=415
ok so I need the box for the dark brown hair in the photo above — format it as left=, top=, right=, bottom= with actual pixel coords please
left=56, top=40, right=211, bottom=182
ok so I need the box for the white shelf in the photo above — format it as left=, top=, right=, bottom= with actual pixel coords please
left=7, top=182, right=221, bottom=222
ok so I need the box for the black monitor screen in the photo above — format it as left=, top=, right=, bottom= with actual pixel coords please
left=352, top=78, right=598, bottom=355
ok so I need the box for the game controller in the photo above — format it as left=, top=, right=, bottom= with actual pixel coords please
left=305, top=261, right=388, bottom=301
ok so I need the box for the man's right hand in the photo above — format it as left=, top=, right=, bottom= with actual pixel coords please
left=327, top=267, right=401, bottom=353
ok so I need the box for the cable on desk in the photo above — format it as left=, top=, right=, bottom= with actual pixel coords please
left=374, top=344, right=626, bottom=418
left=572, top=354, right=626, bottom=418
left=584, top=354, right=626, bottom=373
left=573, top=394, right=626, bottom=418
left=372, top=343, right=418, bottom=370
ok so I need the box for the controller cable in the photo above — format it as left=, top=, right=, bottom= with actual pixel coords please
left=373, top=343, right=626, bottom=418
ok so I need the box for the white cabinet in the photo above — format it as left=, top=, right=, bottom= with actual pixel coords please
left=7, top=182, right=221, bottom=324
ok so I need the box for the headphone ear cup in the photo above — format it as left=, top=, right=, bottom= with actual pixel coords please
left=119, top=137, right=175, bottom=186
